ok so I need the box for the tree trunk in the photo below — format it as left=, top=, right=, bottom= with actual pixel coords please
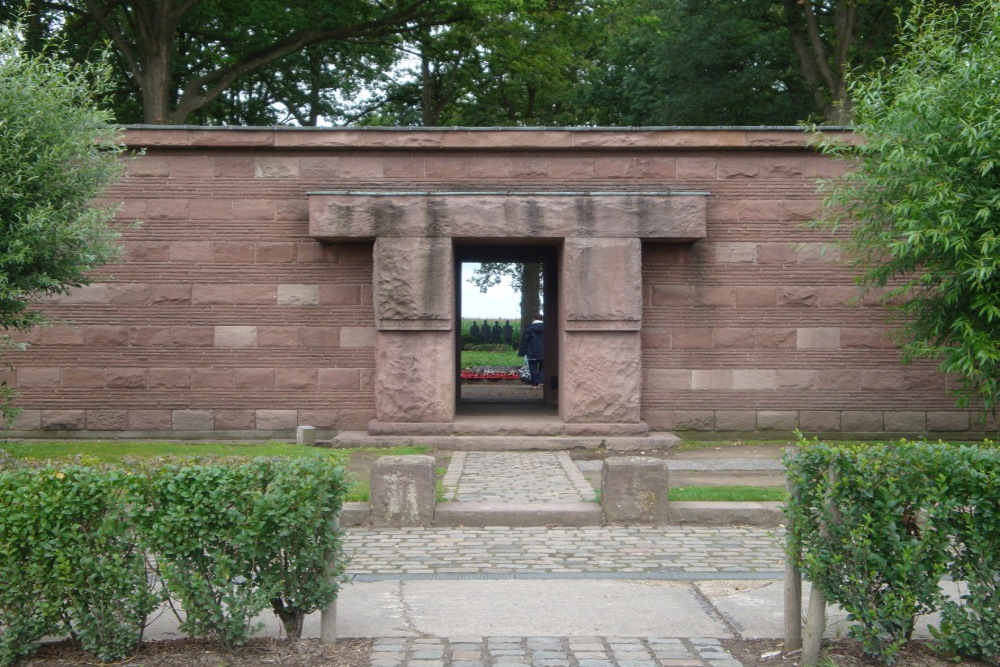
left=270, top=598, right=305, bottom=639
left=520, top=263, right=542, bottom=333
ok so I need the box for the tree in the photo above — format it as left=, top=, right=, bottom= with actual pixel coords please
left=0, top=19, right=128, bottom=424
left=813, top=0, right=1000, bottom=411
left=468, top=263, right=543, bottom=333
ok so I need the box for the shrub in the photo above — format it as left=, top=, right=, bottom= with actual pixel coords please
left=785, top=440, right=1000, bottom=665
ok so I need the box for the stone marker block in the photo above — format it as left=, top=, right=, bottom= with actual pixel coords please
left=370, top=455, right=436, bottom=527
left=296, top=425, right=317, bottom=445
left=601, top=457, right=669, bottom=524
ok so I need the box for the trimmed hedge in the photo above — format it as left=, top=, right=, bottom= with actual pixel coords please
left=0, top=456, right=347, bottom=664
left=785, top=440, right=999, bottom=665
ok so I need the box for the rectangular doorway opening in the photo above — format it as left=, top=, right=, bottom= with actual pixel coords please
left=454, top=243, right=558, bottom=415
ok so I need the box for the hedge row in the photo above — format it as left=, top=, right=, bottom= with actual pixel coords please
left=785, top=440, right=999, bottom=665
left=0, top=456, right=348, bottom=665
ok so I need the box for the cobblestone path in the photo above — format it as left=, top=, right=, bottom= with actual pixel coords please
left=443, top=452, right=596, bottom=502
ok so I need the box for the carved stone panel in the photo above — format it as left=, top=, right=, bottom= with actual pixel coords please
left=374, top=237, right=452, bottom=330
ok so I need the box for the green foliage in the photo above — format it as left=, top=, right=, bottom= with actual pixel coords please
left=460, top=318, right=520, bottom=349
left=460, top=350, right=523, bottom=369
left=0, top=19, right=128, bottom=425
left=813, top=0, right=1000, bottom=412
left=0, top=456, right=349, bottom=662
left=785, top=439, right=1000, bottom=665
left=668, top=485, right=784, bottom=502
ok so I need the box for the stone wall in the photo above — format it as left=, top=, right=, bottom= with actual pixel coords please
left=1, top=127, right=990, bottom=438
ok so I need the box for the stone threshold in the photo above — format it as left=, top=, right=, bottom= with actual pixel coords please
left=327, top=432, right=680, bottom=451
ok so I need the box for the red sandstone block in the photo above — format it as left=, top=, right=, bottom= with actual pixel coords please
left=672, top=410, right=716, bottom=431
left=214, top=326, right=257, bottom=348
left=277, top=284, right=320, bottom=306
left=148, top=368, right=191, bottom=388
left=676, top=157, right=718, bottom=179
left=212, top=242, right=255, bottom=263
left=256, top=409, right=298, bottom=430
left=633, top=157, right=677, bottom=179
left=739, top=200, right=782, bottom=221
left=17, top=367, right=60, bottom=389
left=796, top=242, right=841, bottom=263
left=736, top=287, right=777, bottom=307
left=694, top=286, right=736, bottom=307
left=383, top=157, right=425, bottom=178
left=797, top=327, right=841, bottom=349
left=510, top=158, right=551, bottom=178
left=128, top=409, right=172, bottom=430
left=318, top=368, right=361, bottom=389
left=756, top=244, right=800, bottom=264
left=320, top=284, right=360, bottom=305
left=151, top=285, right=192, bottom=304
left=757, top=411, right=798, bottom=431
left=118, top=199, right=147, bottom=220
left=467, top=157, right=511, bottom=178
left=125, top=128, right=192, bottom=146
left=425, top=156, right=469, bottom=178
left=593, top=158, right=635, bottom=179
left=106, top=368, right=147, bottom=389
left=41, top=410, right=86, bottom=431
left=339, top=157, right=383, bottom=178
left=548, top=158, right=594, bottom=179
left=214, top=409, right=255, bottom=430
left=646, top=368, right=692, bottom=391
left=128, top=156, right=170, bottom=177
left=298, top=409, right=338, bottom=429
left=192, top=284, right=235, bottom=305
left=818, top=369, right=859, bottom=390
left=213, top=156, right=256, bottom=178
left=234, top=368, right=276, bottom=389
left=171, top=326, right=214, bottom=347
left=840, top=328, right=886, bottom=349
left=776, top=370, right=818, bottom=390
left=884, top=411, right=926, bottom=432
left=719, top=157, right=760, bottom=179
left=783, top=200, right=821, bottom=222
left=860, top=369, right=904, bottom=390
left=108, top=283, right=151, bottom=304
left=713, top=328, right=755, bottom=349
left=360, top=285, right=374, bottom=306
left=707, top=199, right=740, bottom=222
left=127, top=241, right=171, bottom=262
left=803, top=155, right=847, bottom=177
left=756, top=328, right=797, bottom=349
left=692, top=369, right=733, bottom=390
left=170, top=241, right=213, bottom=262
left=11, top=410, right=41, bottom=430
left=777, top=287, right=817, bottom=307
left=256, top=242, right=296, bottom=263
left=84, top=326, right=128, bottom=347
left=192, top=368, right=233, bottom=389
left=276, top=199, right=308, bottom=221
left=640, top=329, right=671, bottom=350
left=296, top=241, right=328, bottom=263
left=927, top=411, right=970, bottom=431
left=818, top=286, right=858, bottom=307
left=172, top=410, right=214, bottom=431
left=145, top=199, right=189, bottom=220
left=36, top=326, right=84, bottom=345
left=232, top=199, right=275, bottom=220
left=760, top=157, right=803, bottom=178
left=41, top=284, right=108, bottom=305
left=672, top=328, right=714, bottom=349
left=298, top=327, right=340, bottom=348
left=799, top=411, right=841, bottom=432
left=129, top=327, right=172, bottom=347
left=659, top=130, right=746, bottom=148
left=651, top=285, right=692, bottom=306
left=169, top=155, right=214, bottom=178
left=87, top=409, right=128, bottom=431
left=709, top=242, right=756, bottom=263
left=192, top=131, right=274, bottom=148
left=234, top=284, right=276, bottom=304
left=275, top=368, right=317, bottom=389
left=715, top=411, right=756, bottom=431
left=61, top=367, right=105, bottom=388
left=360, top=368, right=376, bottom=391
left=841, top=411, right=883, bottom=432
left=191, top=198, right=235, bottom=220
left=258, top=326, right=299, bottom=347
left=336, top=244, right=370, bottom=265
left=732, top=369, right=776, bottom=390
left=902, top=370, right=944, bottom=391
left=254, top=157, right=298, bottom=178
left=299, top=156, right=341, bottom=178
left=340, top=327, right=375, bottom=348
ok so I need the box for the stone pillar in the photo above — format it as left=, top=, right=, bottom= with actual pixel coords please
left=560, top=238, right=643, bottom=424
left=601, top=456, right=670, bottom=524
left=372, top=237, right=454, bottom=424
left=370, top=455, right=436, bottom=527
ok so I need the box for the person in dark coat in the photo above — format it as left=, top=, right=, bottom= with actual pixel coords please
left=517, top=315, right=545, bottom=388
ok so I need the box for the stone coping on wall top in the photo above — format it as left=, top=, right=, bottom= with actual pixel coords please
left=306, top=190, right=712, bottom=197
left=121, top=125, right=853, bottom=151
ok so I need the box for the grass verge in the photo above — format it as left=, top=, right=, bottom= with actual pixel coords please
left=668, top=485, right=785, bottom=502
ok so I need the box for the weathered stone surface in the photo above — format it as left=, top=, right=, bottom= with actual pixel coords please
left=373, top=237, right=452, bottom=329
left=310, top=193, right=707, bottom=241
left=563, top=238, right=642, bottom=327
left=561, top=332, right=641, bottom=423
left=375, top=331, right=454, bottom=422
left=601, top=457, right=670, bottom=524
left=370, top=455, right=435, bottom=527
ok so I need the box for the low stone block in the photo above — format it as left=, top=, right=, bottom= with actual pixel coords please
left=601, top=457, right=669, bottom=524
left=370, top=455, right=436, bottom=527
left=884, top=411, right=926, bottom=433
left=841, top=410, right=883, bottom=433
left=715, top=411, right=756, bottom=432
left=927, top=411, right=970, bottom=432
left=41, top=410, right=86, bottom=431
left=296, top=425, right=317, bottom=445
left=172, top=409, right=214, bottom=431
left=757, top=411, right=798, bottom=431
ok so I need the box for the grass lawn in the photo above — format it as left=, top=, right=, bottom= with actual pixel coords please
left=668, top=485, right=785, bottom=502
left=0, top=440, right=433, bottom=503
left=460, top=349, right=522, bottom=368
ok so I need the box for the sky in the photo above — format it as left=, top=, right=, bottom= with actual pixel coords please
left=460, top=263, right=520, bottom=319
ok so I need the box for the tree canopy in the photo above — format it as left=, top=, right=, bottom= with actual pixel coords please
left=0, top=19, right=128, bottom=423
left=813, top=0, right=1000, bottom=412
